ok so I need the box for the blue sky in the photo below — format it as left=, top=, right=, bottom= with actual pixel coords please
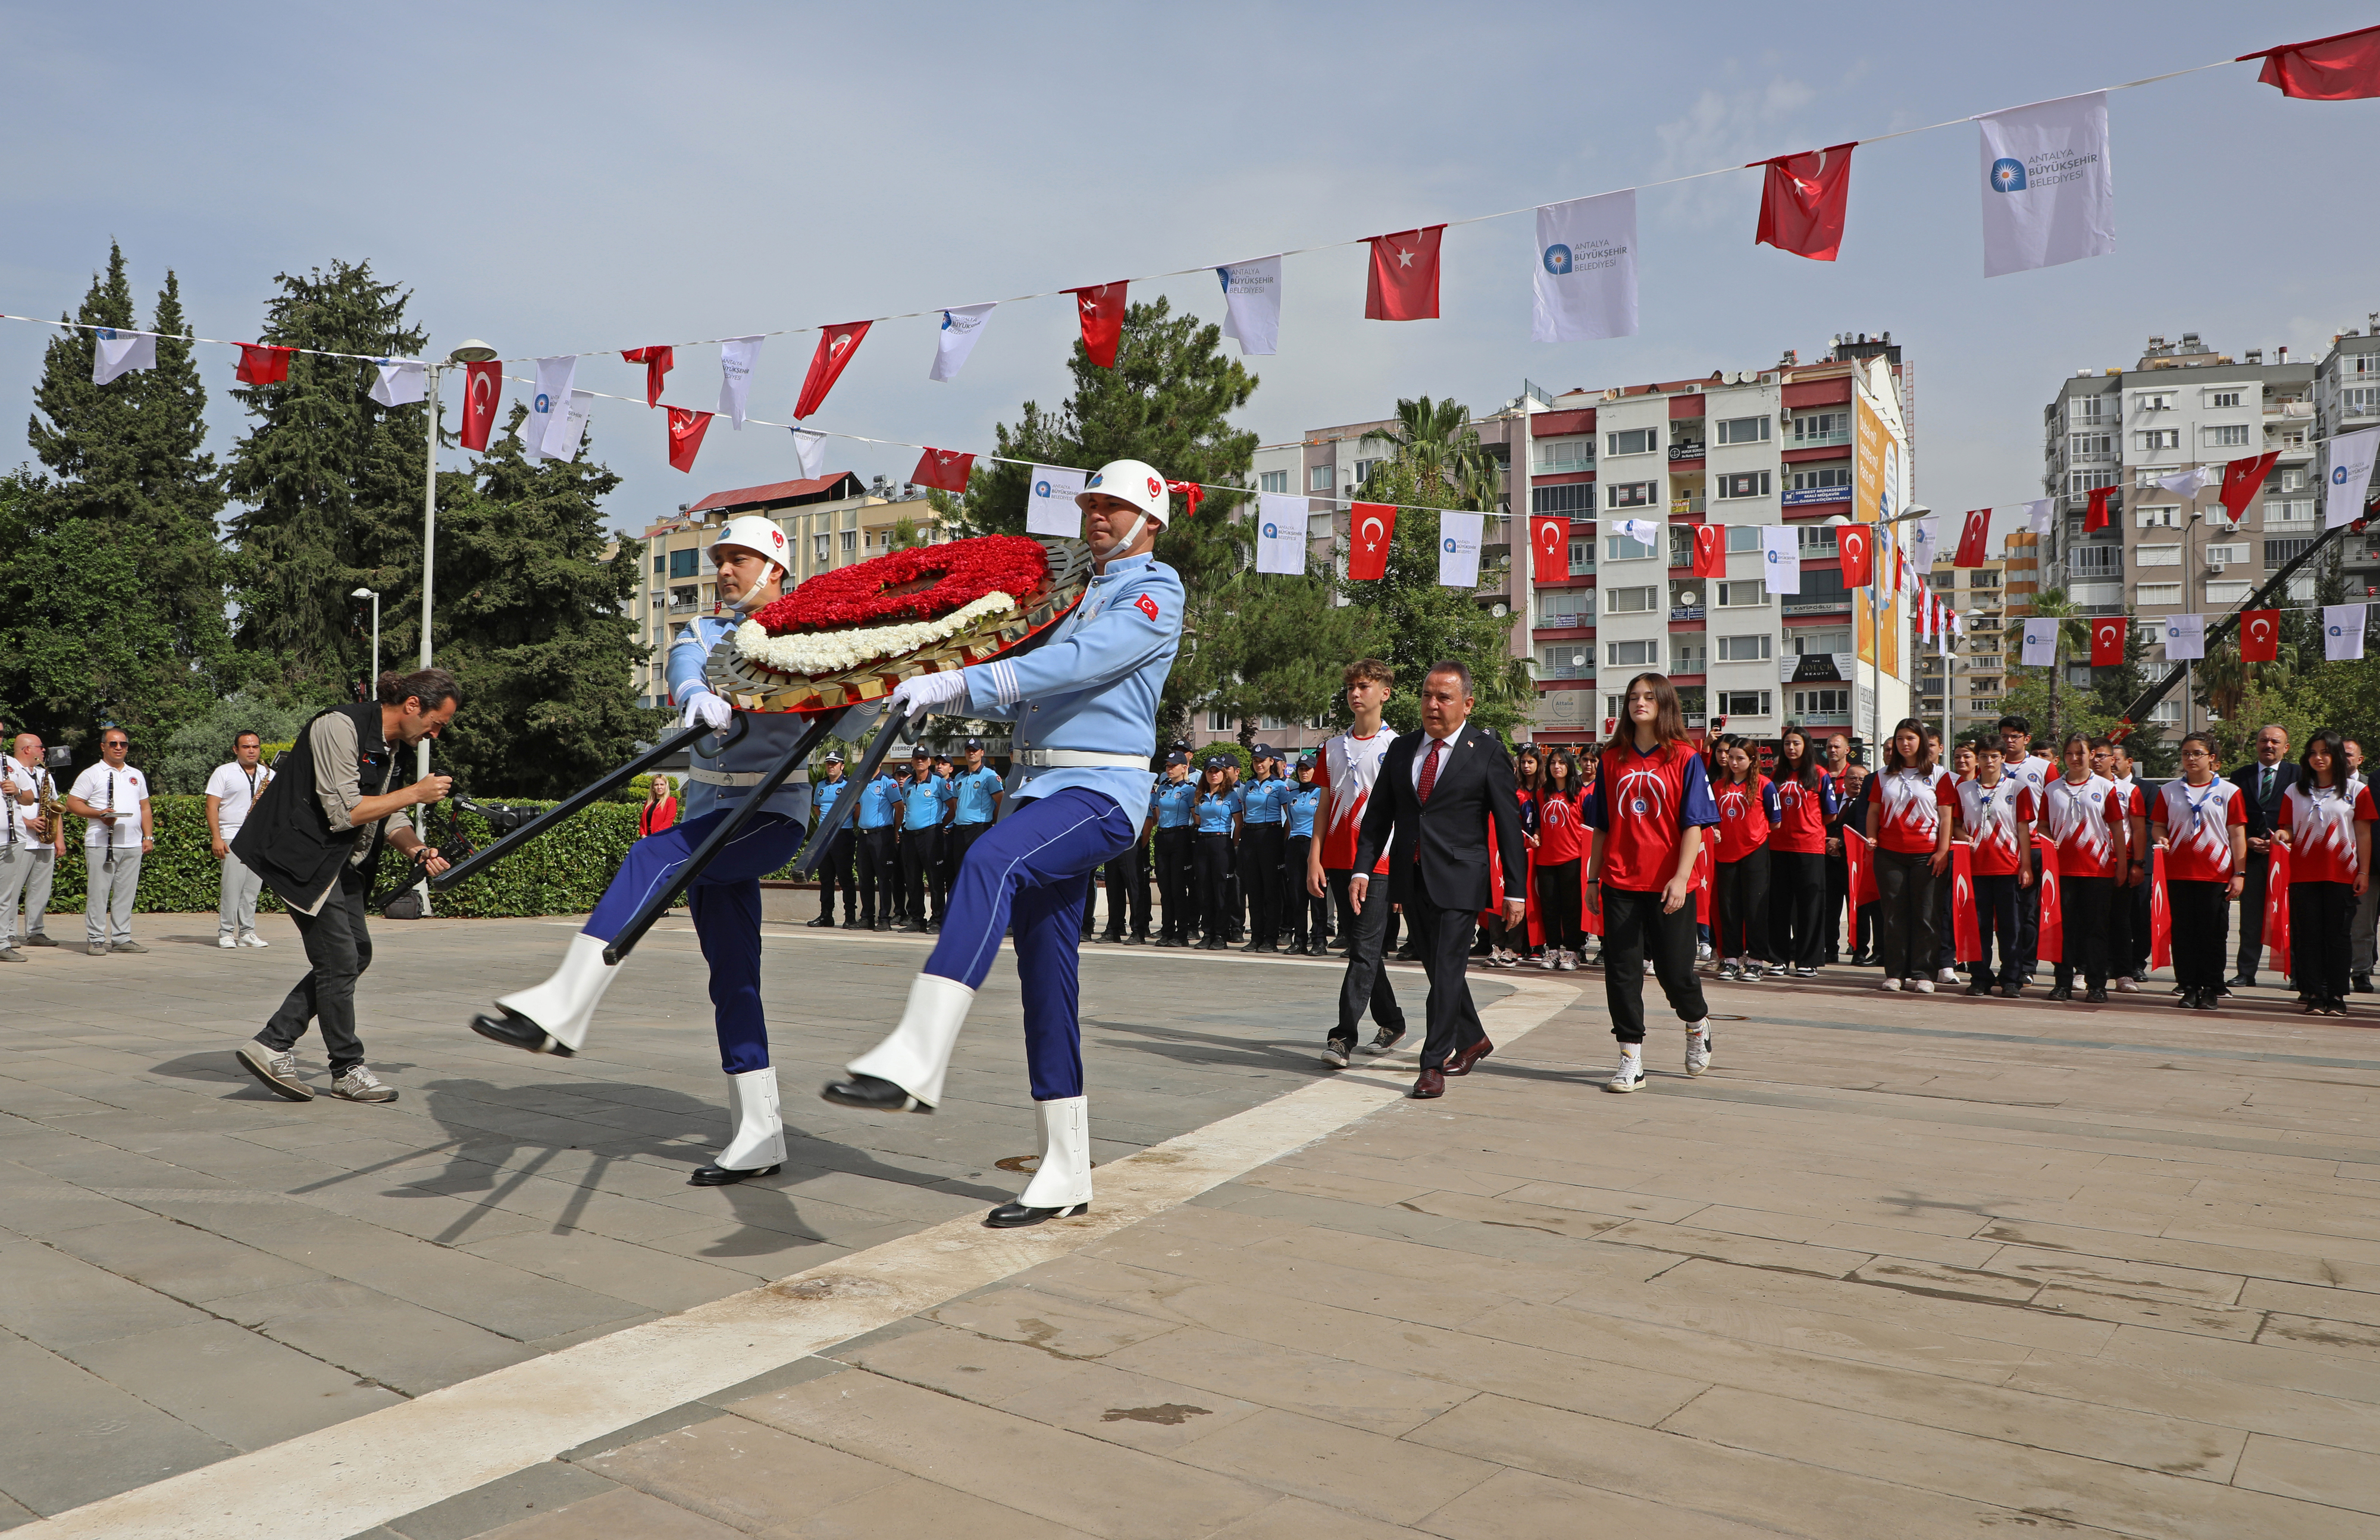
left=4, top=3, right=2375, bottom=550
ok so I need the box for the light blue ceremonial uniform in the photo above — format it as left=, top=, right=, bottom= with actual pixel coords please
left=948, top=766, right=1004, bottom=826
left=1155, top=778, right=1197, bottom=829
left=1192, top=787, right=1243, bottom=834
left=1241, top=774, right=1289, bottom=825
left=1288, top=785, right=1322, bottom=839
left=901, top=775, right=947, bottom=832
left=669, top=615, right=811, bottom=825
left=857, top=773, right=900, bottom=830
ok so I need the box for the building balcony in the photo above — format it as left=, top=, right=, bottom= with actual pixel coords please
left=1781, top=595, right=1853, bottom=616
left=1787, top=429, right=1851, bottom=449
left=1670, top=495, right=1706, bottom=517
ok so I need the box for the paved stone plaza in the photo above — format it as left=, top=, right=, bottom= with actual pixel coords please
left=3, top=912, right=2378, bottom=1539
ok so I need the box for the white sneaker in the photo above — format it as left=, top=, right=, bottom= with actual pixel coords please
left=1696, top=940, right=1714, bottom=962
left=2115, top=977, right=2140, bottom=993
left=1878, top=977, right=1902, bottom=992
left=1745, top=962, right=1765, bottom=981
left=1643, top=959, right=1655, bottom=976
left=217, top=936, right=237, bottom=949
left=1938, top=967, right=1959, bottom=985
left=1603, top=1049, right=1646, bottom=1094
left=1717, top=959, right=1742, bottom=981
left=239, top=933, right=269, bottom=948
left=1684, top=1024, right=1712, bottom=1077
left=1557, top=949, right=1576, bottom=972
left=1912, top=977, right=1936, bottom=993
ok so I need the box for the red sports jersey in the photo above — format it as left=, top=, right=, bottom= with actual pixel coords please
left=1534, top=786, right=1587, bottom=864
left=1317, top=727, right=1395, bottom=874
left=1586, top=740, right=1720, bottom=893
left=2038, top=774, right=2127, bottom=880
left=2276, top=782, right=2374, bottom=886
left=1864, top=767, right=1953, bottom=855
left=1711, top=774, right=1778, bottom=863
left=1956, top=776, right=2035, bottom=878
left=1770, top=771, right=1833, bottom=855
left=2152, top=777, right=2246, bottom=883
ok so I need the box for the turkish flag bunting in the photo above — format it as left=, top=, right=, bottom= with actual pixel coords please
left=621, top=346, right=674, bottom=408
left=2219, top=451, right=2279, bottom=523
left=1364, top=225, right=1445, bottom=321
left=2239, top=609, right=2281, bottom=661
left=1951, top=845, right=1981, bottom=964
left=1837, top=523, right=1874, bottom=586
left=1752, top=142, right=1856, bottom=261
left=1066, top=283, right=1127, bottom=368
left=2263, top=842, right=2293, bottom=975
left=2149, top=849, right=2172, bottom=973
left=1530, top=515, right=1569, bottom=581
left=2090, top=616, right=2128, bottom=667
left=459, top=360, right=503, bottom=452
left=2034, top=835, right=2063, bottom=964
left=2242, top=25, right=2380, bottom=100
left=234, top=343, right=293, bottom=384
left=1691, top=522, right=1725, bottom=579
left=794, top=322, right=871, bottom=419
left=2085, top=484, right=2118, bottom=531
left=666, top=407, right=713, bottom=473
left=1346, top=502, right=1397, bottom=581
left=1955, top=508, right=1991, bottom=567
left=910, top=447, right=974, bottom=494
left=1843, top=826, right=1877, bottom=910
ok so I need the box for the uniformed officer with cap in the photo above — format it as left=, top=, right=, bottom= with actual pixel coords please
left=823, top=459, right=1188, bottom=1228
left=1151, top=751, right=1196, bottom=945
left=1238, top=744, right=1290, bottom=952
left=941, top=737, right=1004, bottom=883
left=468, top=514, right=822, bottom=1186
left=809, top=750, right=856, bottom=928
left=855, top=754, right=902, bottom=929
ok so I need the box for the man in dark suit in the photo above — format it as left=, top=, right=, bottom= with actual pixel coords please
left=2228, top=723, right=2297, bottom=989
left=1349, top=661, right=1527, bottom=1100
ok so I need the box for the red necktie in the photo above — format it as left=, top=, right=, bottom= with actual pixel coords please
left=1417, top=739, right=1444, bottom=805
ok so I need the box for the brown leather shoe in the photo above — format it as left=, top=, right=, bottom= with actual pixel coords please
left=1444, top=1037, right=1495, bottom=1076
left=1410, top=1068, right=1446, bottom=1099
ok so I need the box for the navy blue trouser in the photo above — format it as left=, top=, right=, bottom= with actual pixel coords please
left=1969, top=873, right=2021, bottom=987
left=585, top=808, right=803, bottom=1074
left=922, top=788, right=1135, bottom=1102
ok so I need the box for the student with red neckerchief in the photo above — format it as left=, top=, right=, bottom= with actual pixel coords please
left=2037, top=732, right=2134, bottom=1003
left=2151, top=733, right=2246, bottom=1012
left=1862, top=718, right=1954, bottom=993
left=2275, top=729, right=2376, bottom=1016
left=1953, top=738, right=2034, bottom=997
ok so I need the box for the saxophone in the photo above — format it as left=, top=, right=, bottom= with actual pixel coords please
left=36, top=769, right=63, bottom=849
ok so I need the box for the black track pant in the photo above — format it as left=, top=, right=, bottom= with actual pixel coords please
left=2168, top=879, right=2229, bottom=992
left=1536, top=859, right=1583, bottom=953
left=2055, top=874, right=2112, bottom=992
left=1284, top=835, right=1328, bottom=945
left=857, top=827, right=896, bottom=923
left=1714, top=848, right=1770, bottom=962
left=1872, top=847, right=1938, bottom=982
left=819, top=827, right=857, bottom=919
left=1771, top=850, right=1827, bottom=968
left=1599, top=885, right=1708, bottom=1045
left=901, top=825, right=943, bottom=925
left=2292, top=880, right=2356, bottom=1002
left=1329, top=867, right=1405, bottom=1046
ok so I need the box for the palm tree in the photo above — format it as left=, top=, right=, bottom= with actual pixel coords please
left=2197, top=636, right=2297, bottom=726
left=1370, top=397, right=1497, bottom=510
left=2017, top=587, right=2092, bottom=741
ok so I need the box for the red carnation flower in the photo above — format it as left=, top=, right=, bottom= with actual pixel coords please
left=753, top=535, right=1050, bottom=636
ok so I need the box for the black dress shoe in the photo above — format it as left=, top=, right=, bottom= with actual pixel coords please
left=1965, top=980, right=1992, bottom=996
left=1154, top=936, right=1181, bottom=948
left=468, top=1009, right=575, bottom=1056
left=819, top=1073, right=929, bottom=1112
left=807, top=914, right=836, bottom=929
left=2045, top=984, right=2074, bottom=1002
left=2355, top=973, right=2375, bottom=995
left=2084, top=986, right=2109, bottom=1003
left=1203, top=937, right=1227, bottom=951
left=984, top=1200, right=1088, bottom=1228
left=689, top=1161, right=781, bottom=1186
left=2228, top=975, right=2257, bottom=989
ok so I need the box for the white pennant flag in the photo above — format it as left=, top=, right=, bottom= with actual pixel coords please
left=2325, top=603, right=2368, bottom=662
left=1977, top=91, right=2114, bottom=278
left=718, top=336, right=763, bottom=428
left=929, top=303, right=995, bottom=382
left=1025, top=465, right=1086, bottom=538
left=1612, top=517, right=1661, bottom=550
left=1254, top=493, right=1308, bottom=575
left=1909, top=513, right=1939, bottom=571
left=1532, top=190, right=1639, bottom=343
left=2020, top=617, right=2058, bottom=667
left=790, top=428, right=827, bottom=478
left=1215, top=256, right=1282, bottom=356
left=90, top=327, right=157, bottom=385
left=1438, top=511, right=1483, bottom=589
left=2324, top=425, right=2380, bottom=528
left=2162, top=611, right=2205, bottom=661
left=369, top=359, right=427, bottom=407
left=523, top=356, right=578, bottom=460
left=1951, top=609, right=1966, bottom=638
left=1759, top=526, right=1800, bottom=593
left=554, top=390, right=593, bottom=462
left=2156, top=466, right=2216, bottom=499
left=2027, top=497, right=2054, bottom=537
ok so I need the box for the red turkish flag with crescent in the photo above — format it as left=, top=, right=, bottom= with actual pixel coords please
left=1955, top=508, right=1991, bottom=567
left=1843, top=826, right=1877, bottom=909
left=910, top=448, right=974, bottom=494
left=1691, top=522, right=1725, bottom=579
left=2149, top=849, right=2172, bottom=972
left=621, top=346, right=674, bottom=409
left=1753, top=143, right=1856, bottom=261
left=1530, top=515, right=1569, bottom=581
left=2219, top=451, right=2280, bottom=523
left=1693, top=838, right=1712, bottom=925
left=2263, top=840, right=2293, bottom=975
left=2034, top=835, right=2063, bottom=964
left=2244, top=25, right=2380, bottom=99
left=1066, top=283, right=1127, bottom=368
left=234, top=343, right=294, bottom=384
left=2240, top=609, right=2281, bottom=662
left=1951, top=843, right=1981, bottom=962
left=2085, top=485, right=2118, bottom=532
left=794, top=322, right=871, bottom=419
left=1364, top=225, right=1445, bottom=321
left=459, top=360, right=503, bottom=452
left=1837, top=523, right=1874, bottom=587
left=666, top=407, right=713, bottom=473
left=2090, top=616, right=2128, bottom=667
left=1347, top=502, right=1396, bottom=581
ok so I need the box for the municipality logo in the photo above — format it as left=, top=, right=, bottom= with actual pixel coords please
left=1263, top=522, right=1278, bottom=539
left=1542, top=244, right=1573, bottom=274
left=2335, top=465, right=2353, bottom=485
left=1035, top=479, right=1053, bottom=498
left=534, top=393, right=552, bottom=413
left=1989, top=158, right=2025, bottom=193
left=1442, top=537, right=1457, bottom=554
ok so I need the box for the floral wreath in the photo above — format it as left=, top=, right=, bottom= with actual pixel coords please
left=747, top=535, right=1048, bottom=635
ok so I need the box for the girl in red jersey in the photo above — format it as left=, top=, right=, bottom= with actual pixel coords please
left=1862, top=717, right=1954, bottom=992
left=1953, top=739, right=2035, bottom=996
left=1711, top=736, right=1781, bottom=981
left=1767, top=726, right=1836, bottom=977
left=2150, top=733, right=2246, bottom=1012
left=2276, top=730, right=2376, bottom=1016
left=1532, top=749, right=1589, bottom=971
left=1585, top=673, right=1719, bottom=1092
left=2037, top=732, right=2134, bottom=1003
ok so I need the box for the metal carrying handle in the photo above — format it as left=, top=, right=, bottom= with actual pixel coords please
left=793, top=703, right=910, bottom=877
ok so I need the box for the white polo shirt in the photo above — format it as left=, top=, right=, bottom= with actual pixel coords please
left=205, top=760, right=274, bottom=842
left=70, top=763, right=149, bottom=849
left=4, top=759, right=48, bottom=846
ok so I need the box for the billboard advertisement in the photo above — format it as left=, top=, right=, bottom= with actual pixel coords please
left=1852, top=383, right=1903, bottom=679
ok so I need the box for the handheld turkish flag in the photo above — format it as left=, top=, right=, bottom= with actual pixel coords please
left=1530, top=515, right=1569, bottom=581
left=1843, top=826, right=1877, bottom=910
left=1752, top=142, right=1856, bottom=261
left=666, top=407, right=713, bottom=473
left=2085, top=484, right=2118, bottom=532
left=459, top=360, right=503, bottom=452
left=1347, top=503, right=1396, bottom=581
left=234, top=344, right=293, bottom=384
left=1364, top=225, right=1445, bottom=321
left=1066, top=283, right=1127, bottom=368
left=2149, top=849, right=2171, bottom=973
left=1693, top=839, right=1712, bottom=926
left=1951, top=845, right=1981, bottom=964
left=1955, top=508, right=1991, bottom=567
left=2034, top=835, right=2063, bottom=964
left=2090, top=616, right=2128, bottom=667
left=2219, top=451, right=2279, bottom=523
left=2242, top=24, right=2380, bottom=99
left=2240, top=609, right=2281, bottom=662
left=621, top=346, right=674, bottom=408
left=1691, top=522, right=1725, bottom=579
left=910, top=448, right=974, bottom=494
left=794, top=322, right=871, bottom=419
left=1837, top=523, right=1874, bottom=587
left=2263, top=842, right=2293, bottom=976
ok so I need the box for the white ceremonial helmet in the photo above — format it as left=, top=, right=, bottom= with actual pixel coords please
left=707, top=515, right=793, bottom=611
left=1076, top=459, right=1173, bottom=526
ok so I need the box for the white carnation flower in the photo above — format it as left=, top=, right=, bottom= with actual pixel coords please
left=734, top=592, right=1018, bottom=678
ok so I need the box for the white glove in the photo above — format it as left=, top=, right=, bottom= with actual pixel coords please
left=889, top=669, right=970, bottom=717
left=680, top=691, right=732, bottom=732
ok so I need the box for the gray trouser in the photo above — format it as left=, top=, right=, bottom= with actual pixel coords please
left=2353, top=877, right=2379, bottom=977
left=0, top=846, right=55, bottom=943
left=219, top=851, right=264, bottom=937
left=86, top=848, right=141, bottom=944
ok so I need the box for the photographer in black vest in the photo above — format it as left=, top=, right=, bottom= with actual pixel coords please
left=231, top=669, right=461, bottom=1103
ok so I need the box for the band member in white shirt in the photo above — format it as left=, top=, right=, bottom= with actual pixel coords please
left=207, top=731, right=275, bottom=949
left=1, top=732, right=64, bottom=960
left=64, top=728, right=152, bottom=956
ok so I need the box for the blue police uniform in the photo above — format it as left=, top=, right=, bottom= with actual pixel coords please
left=855, top=771, right=902, bottom=926
left=942, top=762, right=1006, bottom=898
left=1191, top=783, right=1242, bottom=946
left=1238, top=771, right=1291, bottom=950
left=1151, top=773, right=1198, bottom=942
left=1288, top=785, right=1322, bottom=839
left=1285, top=780, right=1328, bottom=948
left=810, top=772, right=857, bottom=923
left=898, top=770, right=947, bottom=927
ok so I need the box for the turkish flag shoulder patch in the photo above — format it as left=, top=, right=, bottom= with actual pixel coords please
left=1135, top=593, right=1160, bottom=622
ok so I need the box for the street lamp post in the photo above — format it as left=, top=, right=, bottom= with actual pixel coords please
left=352, top=588, right=380, bottom=688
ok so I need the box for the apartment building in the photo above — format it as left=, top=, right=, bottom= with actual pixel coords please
left=2312, top=319, right=2380, bottom=602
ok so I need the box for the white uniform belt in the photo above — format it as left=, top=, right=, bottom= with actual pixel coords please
left=1014, top=749, right=1147, bottom=770
left=687, top=766, right=770, bottom=787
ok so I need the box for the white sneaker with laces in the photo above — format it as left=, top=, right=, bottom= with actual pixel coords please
left=1604, top=1049, right=1646, bottom=1093
left=1643, top=958, right=1655, bottom=976
left=239, top=933, right=269, bottom=948
left=217, top=935, right=237, bottom=949
left=1696, top=940, right=1714, bottom=962
left=1684, top=1023, right=1712, bottom=1076
left=328, top=1065, right=398, bottom=1103
left=1557, top=949, right=1576, bottom=972
left=1938, top=967, right=1959, bottom=985
left=2115, top=976, right=2140, bottom=993
left=1912, top=977, right=1936, bottom=993
left=1878, top=977, right=1902, bottom=992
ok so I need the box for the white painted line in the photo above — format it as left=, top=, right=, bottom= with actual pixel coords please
left=24, top=979, right=1579, bottom=1540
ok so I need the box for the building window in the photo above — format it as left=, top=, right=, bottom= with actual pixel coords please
left=2134, top=429, right=2179, bottom=451
left=2211, top=390, right=2241, bottom=408
left=669, top=584, right=699, bottom=609
left=1308, top=464, right=1333, bottom=492
left=1727, top=525, right=1762, bottom=551
left=2069, top=547, right=2123, bottom=578
left=669, top=547, right=701, bottom=578
left=1608, top=639, right=1659, bottom=666
left=1715, top=470, right=1771, bottom=500
left=1716, top=690, right=1772, bottom=719
left=2071, top=396, right=2113, bottom=422
left=1607, top=585, right=1658, bottom=614
left=1352, top=458, right=1382, bottom=485
left=1793, top=627, right=1852, bottom=654
left=1205, top=710, right=1231, bottom=732
left=1790, top=465, right=1852, bottom=493
left=1536, top=436, right=1593, bottom=471
left=2068, top=468, right=2118, bottom=494
left=1791, top=687, right=1850, bottom=717
left=2266, top=498, right=2317, bottom=525
left=2265, top=537, right=2316, bottom=567
left=1715, top=579, right=1768, bottom=608
left=2134, top=391, right=2172, bottom=412
left=1715, top=415, right=1770, bottom=446
left=813, top=533, right=832, bottom=565
left=1670, top=643, right=1706, bottom=676
left=2204, top=424, right=2250, bottom=448
left=2150, top=699, right=2184, bottom=724
left=1258, top=470, right=1289, bottom=494
left=1796, top=523, right=1839, bottom=556
left=1606, top=428, right=1658, bottom=457
left=840, top=529, right=857, bottom=555
left=1606, top=481, right=1655, bottom=509
left=1606, top=532, right=1658, bottom=561
left=2069, top=432, right=2113, bottom=457
left=2135, top=544, right=2181, bottom=567
left=1567, top=538, right=1591, bottom=570
left=1792, top=412, right=1849, bottom=443
left=1531, top=482, right=1592, bottom=515
left=652, top=551, right=666, bottom=575
left=2345, top=386, right=2380, bottom=416
left=2134, top=582, right=2183, bottom=607
left=1717, top=633, right=1771, bottom=661
left=2205, top=579, right=2253, bottom=605
left=2204, top=542, right=2248, bottom=567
